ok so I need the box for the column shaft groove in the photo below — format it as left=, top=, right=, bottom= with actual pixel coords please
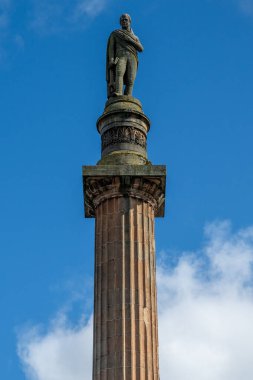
left=93, top=196, right=159, bottom=380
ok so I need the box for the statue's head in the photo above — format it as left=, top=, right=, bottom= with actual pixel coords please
left=120, top=14, right=131, bottom=30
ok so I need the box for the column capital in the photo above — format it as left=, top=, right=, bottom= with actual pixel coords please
left=83, top=165, right=166, bottom=218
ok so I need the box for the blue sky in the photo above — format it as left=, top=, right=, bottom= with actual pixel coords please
left=1, top=0, right=253, bottom=379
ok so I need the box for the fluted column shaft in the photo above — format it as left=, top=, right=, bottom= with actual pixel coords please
left=83, top=98, right=166, bottom=379
left=93, top=195, right=159, bottom=380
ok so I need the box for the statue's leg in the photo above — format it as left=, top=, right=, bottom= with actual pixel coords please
left=115, top=57, right=127, bottom=96
left=124, top=55, right=137, bottom=96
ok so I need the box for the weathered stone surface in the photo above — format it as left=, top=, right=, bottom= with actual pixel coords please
left=82, top=165, right=166, bottom=218
left=83, top=25, right=166, bottom=376
left=83, top=164, right=166, bottom=177
left=83, top=166, right=166, bottom=379
left=93, top=196, right=159, bottom=379
left=104, top=96, right=143, bottom=114
left=106, top=14, right=143, bottom=98
left=97, top=97, right=150, bottom=165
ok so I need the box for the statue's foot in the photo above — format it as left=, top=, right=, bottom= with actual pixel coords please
left=112, top=92, right=121, bottom=97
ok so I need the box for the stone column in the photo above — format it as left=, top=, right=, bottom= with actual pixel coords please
left=83, top=97, right=166, bottom=380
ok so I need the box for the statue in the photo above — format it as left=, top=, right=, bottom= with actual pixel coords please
left=106, top=14, right=144, bottom=98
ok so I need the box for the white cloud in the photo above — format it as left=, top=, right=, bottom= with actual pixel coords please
left=18, top=315, right=93, bottom=380
left=17, top=221, right=253, bottom=380
left=29, top=1, right=64, bottom=33
left=237, top=0, right=253, bottom=16
left=0, top=0, right=11, bottom=29
left=0, top=0, right=11, bottom=61
left=75, top=0, right=107, bottom=18
left=158, top=221, right=253, bottom=380
left=29, top=0, right=108, bottom=33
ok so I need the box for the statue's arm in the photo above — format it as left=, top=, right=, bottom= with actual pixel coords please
left=133, top=37, right=144, bottom=52
left=107, top=33, right=116, bottom=64
left=119, top=31, right=144, bottom=52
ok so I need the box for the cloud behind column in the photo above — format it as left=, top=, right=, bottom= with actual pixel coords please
left=158, top=221, right=253, bottom=380
left=17, top=221, right=253, bottom=380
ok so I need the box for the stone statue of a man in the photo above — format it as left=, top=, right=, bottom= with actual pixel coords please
left=106, top=14, right=144, bottom=98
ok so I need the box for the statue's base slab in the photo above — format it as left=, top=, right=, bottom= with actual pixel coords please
left=104, top=95, right=144, bottom=114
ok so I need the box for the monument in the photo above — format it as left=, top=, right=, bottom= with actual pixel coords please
left=83, top=14, right=166, bottom=379
left=106, top=14, right=144, bottom=98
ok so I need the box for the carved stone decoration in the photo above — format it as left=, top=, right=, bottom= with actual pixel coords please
left=102, top=126, right=147, bottom=150
left=97, top=97, right=150, bottom=163
left=84, top=175, right=165, bottom=218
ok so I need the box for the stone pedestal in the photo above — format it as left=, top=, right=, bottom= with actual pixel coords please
left=97, top=96, right=150, bottom=166
left=83, top=97, right=166, bottom=380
